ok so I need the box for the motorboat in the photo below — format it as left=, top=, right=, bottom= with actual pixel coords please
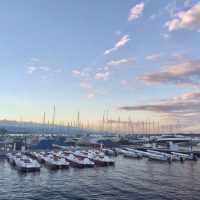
left=146, top=152, right=171, bottom=162
left=171, top=152, right=197, bottom=161
left=14, top=155, right=40, bottom=172
left=122, top=150, right=142, bottom=158
left=65, top=154, right=95, bottom=168
left=44, top=154, right=70, bottom=169
left=147, top=150, right=183, bottom=161
left=87, top=151, right=115, bottom=166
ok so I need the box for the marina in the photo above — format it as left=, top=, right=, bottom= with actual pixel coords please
left=1, top=131, right=200, bottom=200
left=4, top=143, right=199, bottom=174
left=1, top=150, right=200, bottom=200
left=1, top=0, right=200, bottom=199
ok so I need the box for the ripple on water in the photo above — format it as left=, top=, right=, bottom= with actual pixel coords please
left=0, top=157, right=200, bottom=200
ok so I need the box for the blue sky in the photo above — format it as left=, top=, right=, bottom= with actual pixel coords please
left=0, top=0, right=200, bottom=130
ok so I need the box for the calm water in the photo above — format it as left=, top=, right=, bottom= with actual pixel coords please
left=0, top=156, right=200, bottom=200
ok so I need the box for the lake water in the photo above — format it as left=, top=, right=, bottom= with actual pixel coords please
left=0, top=156, right=200, bottom=200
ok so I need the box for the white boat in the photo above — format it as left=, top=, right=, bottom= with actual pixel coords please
left=123, top=150, right=142, bottom=158
left=124, top=148, right=143, bottom=158
left=171, top=152, right=197, bottom=160
left=14, top=155, right=40, bottom=172
left=147, top=150, right=183, bottom=161
left=124, top=148, right=146, bottom=157
left=126, top=149, right=171, bottom=161
left=87, top=151, right=115, bottom=166
left=73, top=150, right=115, bottom=166
left=44, top=154, right=70, bottom=169
left=65, top=154, right=95, bottom=168
left=146, top=152, right=171, bottom=162
left=34, top=152, right=47, bottom=163
left=147, top=150, right=173, bottom=159
left=102, top=148, right=116, bottom=156
left=115, top=148, right=127, bottom=155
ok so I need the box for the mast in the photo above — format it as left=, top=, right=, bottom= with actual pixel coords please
left=43, top=112, right=46, bottom=134
left=52, top=105, right=56, bottom=126
left=77, top=111, right=80, bottom=128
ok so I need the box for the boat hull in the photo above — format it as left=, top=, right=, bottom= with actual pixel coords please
left=92, top=159, right=114, bottom=167
left=16, top=166, right=40, bottom=172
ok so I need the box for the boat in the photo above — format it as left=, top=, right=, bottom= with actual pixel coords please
left=65, top=154, right=95, bottom=168
left=123, top=150, right=142, bottom=158
left=115, top=148, right=127, bottom=155
left=14, top=155, right=40, bottom=172
left=87, top=151, right=115, bottom=166
left=35, top=152, right=48, bottom=163
left=102, top=148, right=116, bottom=156
left=147, top=150, right=173, bottom=159
left=7, top=153, right=21, bottom=166
left=74, top=150, right=115, bottom=166
left=146, top=152, right=171, bottom=162
left=171, top=152, right=197, bottom=161
left=124, top=148, right=143, bottom=158
left=147, top=150, right=183, bottom=161
left=44, top=154, right=70, bottom=170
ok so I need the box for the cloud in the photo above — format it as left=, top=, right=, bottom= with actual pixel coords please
left=87, top=93, right=95, bottom=99
left=72, top=69, right=81, bottom=76
left=139, top=59, right=200, bottom=86
left=39, top=66, right=50, bottom=72
left=27, top=66, right=37, bottom=74
left=107, top=58, right=135, bottom=66
left=80, top=81, right=92, bottom=90
left=27, top=66, right=50, bottom=74
left=145, top=53, right=162, bottom=61
left=119, top=91, right=200, bottom=130
left=95, top=71, right=110, bottom=80
left=120, top=80, right=129, bottom=86
left=128, top=2, right=145, bottom=21
left=26, top=58, right=53, bottom=75
left=104, top=35, right=130, bottom=55
left=161, top=33, right=170, bottom=39
left=119, top=101, right=200, bottom=113
left=165, top=2, right=200, bottom=31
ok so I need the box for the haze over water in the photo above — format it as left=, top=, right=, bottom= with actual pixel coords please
left=1, top=156, right=200, bottom=200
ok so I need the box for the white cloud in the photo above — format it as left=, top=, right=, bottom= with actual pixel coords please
left=95, top=71, right=110, bottom=80
left=26, top=59, right=53, bottom=75
left=119, top=91, right=200, bottom=131
left=87, top=93, right=95, bottom=99
left=39, top=66, right=50, bottom=72
left=27, top=66, right=37, bottom=74
left=165, top=2, right=200, bottom=31
left=80, top=81, right=92, bottom=90
left=72, top=69, right=81, bottom=76
left=27, top=66, right=50, bottom=74
left=128, top=2, right=145, bottom=21
left=107, top=58, right=135, bottom=66
left=104, top=35, right=130, bottom=55
left=139, top=59, right=200, bottom=87
left=145, top=53, right=162, bottom=61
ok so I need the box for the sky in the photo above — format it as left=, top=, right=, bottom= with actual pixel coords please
left=0, top=0, right=200, bottom=131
